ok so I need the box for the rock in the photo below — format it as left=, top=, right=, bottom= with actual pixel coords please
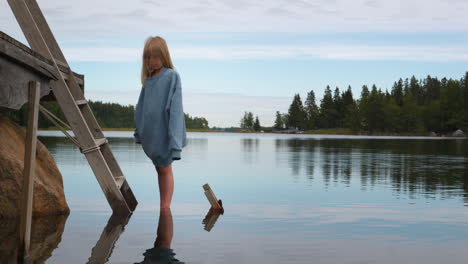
left=452, top=129, right=465, bottom=137
left=0, top=215, right=68, bottom=263
left=0, top=113, right=69, bottom=217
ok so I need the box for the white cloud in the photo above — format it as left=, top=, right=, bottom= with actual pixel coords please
left=2, top=0, right=467, bottom=63
left=60, top=44, right=468, bottom=62
left=1, top=0, right=467, bottom=40
left=63, top=47, right=141, bottom=62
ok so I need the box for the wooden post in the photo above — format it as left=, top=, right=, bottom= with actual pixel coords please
left=18, top=81, right=40, bottom=259
left=202, top=184, right=222, bottom=210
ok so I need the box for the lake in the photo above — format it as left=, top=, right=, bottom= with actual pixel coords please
left=3, top=131, right=468, bottom=263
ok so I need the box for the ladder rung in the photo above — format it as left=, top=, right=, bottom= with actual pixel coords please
left=95, top=137, right=108, bottom=146
left=75, top=99, right=88, bottom=106
left=114, top=176, right=125, bottom=189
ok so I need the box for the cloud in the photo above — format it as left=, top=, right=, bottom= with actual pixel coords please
left=61, top=44, right=468, bottom=62
left=1, top=0, right=467, bottom=39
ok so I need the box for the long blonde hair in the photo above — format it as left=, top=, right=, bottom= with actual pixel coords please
left=141, top=36, right=175, bottom=86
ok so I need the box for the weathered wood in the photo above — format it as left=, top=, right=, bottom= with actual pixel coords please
left=0, top=31, right=84, bottom=84
left=17, top=0, right=137, bottom=210
left=203, top=184, right=222, bottom=209
left=8, top=0, right=132, bottom=214
left=0, top=30, right=84, bottom=110
left=0, top=54, right=51, bottom=110
left=18, top=81, right=40, bottom=259
left=6, top=0, right=137, bottom=214
left=6, top=0, right=52, bottom=62
left=23, top=0, right=68, bottom=63
left=76, top=99, right=88, bottom=106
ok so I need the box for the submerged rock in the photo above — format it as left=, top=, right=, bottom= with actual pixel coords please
left=452, top=129, right=465, bottom=137
left=0, top=113, right=69, bottom=217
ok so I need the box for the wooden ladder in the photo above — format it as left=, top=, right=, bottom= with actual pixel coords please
left=7, top=0, right=137, bottom=214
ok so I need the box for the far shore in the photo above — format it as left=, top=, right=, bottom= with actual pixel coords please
left=37, top=127, right=466, bottom=138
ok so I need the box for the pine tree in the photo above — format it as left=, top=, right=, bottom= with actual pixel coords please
left=246, top=112, right=254, bottom=129
left=342, top=86, right=355, bottom=107
left=333, top=87, right=343, bottom=127
left=344, top=101, right=361, bottom=132
left=274, top=111, right=284, bottom=130
left=409, top=75, right=423, bottom=105
left=281, top=113, right=289, bottom=129
left=319, top=86, right=335, bottom=128
left=304, top=90, right=319, bottom=130
left=240, top=111, right=247, bottom=129
left=391, top=79, right=404, bottom=106
left=361, top=85, right=370, bottom=98
left=464, top=72, right=468, bottom=131
left=287, top=94, right=306, bottom=130
left=253, top=116, right=261, bottom=131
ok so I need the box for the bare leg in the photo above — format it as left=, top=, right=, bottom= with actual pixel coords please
left=156, top=163, right=174, bottom=209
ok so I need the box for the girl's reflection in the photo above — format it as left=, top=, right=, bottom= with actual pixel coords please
left=135, top=208, right=185, bottom=264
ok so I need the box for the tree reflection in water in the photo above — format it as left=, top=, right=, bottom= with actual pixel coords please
left=275, top=138, right=468, bottom=203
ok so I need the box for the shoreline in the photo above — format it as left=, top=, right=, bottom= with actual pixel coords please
left=36, top=127, right=466, bottom=138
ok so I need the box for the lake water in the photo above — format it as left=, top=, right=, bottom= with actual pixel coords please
left=3, top=131, right=468, bottom=263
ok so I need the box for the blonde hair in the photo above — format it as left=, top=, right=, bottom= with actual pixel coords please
left=141, top=36, right=175, bottom=86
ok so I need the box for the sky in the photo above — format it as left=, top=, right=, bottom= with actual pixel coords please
left=1, top=0, right=467, bottom=127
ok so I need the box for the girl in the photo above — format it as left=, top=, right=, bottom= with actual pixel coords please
left=134, top=36, right=188, bottom=209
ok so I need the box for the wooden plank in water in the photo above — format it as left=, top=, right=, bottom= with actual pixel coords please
left=203, top=183, right=222, bottom=210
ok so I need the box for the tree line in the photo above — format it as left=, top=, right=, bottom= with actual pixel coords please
left=239, top=111, right=262, bottom=131
left=4, top=100, right=209, bottom=129
left=275, top=72, right=468, bottom=134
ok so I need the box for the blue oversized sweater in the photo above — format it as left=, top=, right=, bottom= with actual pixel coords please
left=134, top=67, right=188, bottom=167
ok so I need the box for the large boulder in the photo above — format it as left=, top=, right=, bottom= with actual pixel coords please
left=0, top=113, right=69, bottom=217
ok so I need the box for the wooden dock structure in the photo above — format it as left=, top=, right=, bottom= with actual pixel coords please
left=1, top=0, right=138, bottom=259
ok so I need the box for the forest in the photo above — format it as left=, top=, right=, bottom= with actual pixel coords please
left=274, top=72, right=468, bottom=135
left=4, top=72, right=467, bottom=135
left=5, top=99, right=209, bottom=130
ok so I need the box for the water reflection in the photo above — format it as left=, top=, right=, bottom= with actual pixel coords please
left=240, top=138, right=259, bottom=164
left=87, top=213, right=132, bottom=264
left=0, top=215, right=68, bottom=264
left=135, top=208, right=184, bottom=264
left=202, top=207, right=223, bottom=232
left=187, top=137, right=208, bottom=151
left=275, top=138, right=468, bottom=203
